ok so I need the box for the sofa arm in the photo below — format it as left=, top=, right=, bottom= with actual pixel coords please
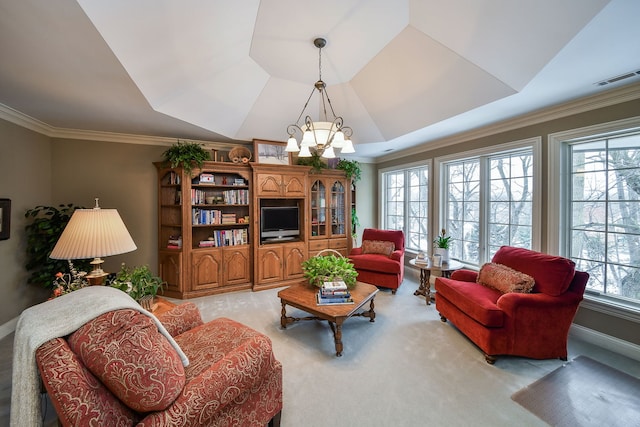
left=350, top=247, right=363, bottom=256
left=155, top=302, right=204, bottom=337
left=450, top=269, right=478, bottom=282
left=138, top=329, right=278, bottom=426
left=390, top=250, right=404, bottom=262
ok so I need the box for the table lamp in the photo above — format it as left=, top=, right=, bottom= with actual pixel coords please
left=50, top=198, right=137, bottom=285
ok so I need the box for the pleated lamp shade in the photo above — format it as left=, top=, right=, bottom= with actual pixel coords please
left=50, top=205, right=137, bottom=261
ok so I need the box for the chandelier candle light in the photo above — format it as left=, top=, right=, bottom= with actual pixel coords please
left=49, top=199, right=137, bottom=285
left=285, top=38, right=355, bottom=159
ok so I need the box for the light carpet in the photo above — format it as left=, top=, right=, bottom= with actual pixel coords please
left=512, top=355, right=640, bottom=427
left=180, top=276, right=596, bottom=427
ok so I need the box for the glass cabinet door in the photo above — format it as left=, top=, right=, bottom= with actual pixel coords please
left=310, top=180, right=326, bottom=237
left=330, top=180, right=345, bottom=236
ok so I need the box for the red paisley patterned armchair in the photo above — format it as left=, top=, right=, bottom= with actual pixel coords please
left=35, top=302, right=283, bottom=426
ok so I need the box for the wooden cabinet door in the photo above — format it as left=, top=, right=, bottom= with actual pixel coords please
left=223, top=246, right=250, bottom=285
left=159, top=250, right=182, bottom=293
left=255, top=173, right=283, bottom=197
left=191, top=250, right=222, bottom=290
left=255, top=173, right=306, bottom=197
left=282, top=174, right=306, bottom=197
left=257, top=245, right=284, bottom=284
left=284, top=243, right=306, bottom=280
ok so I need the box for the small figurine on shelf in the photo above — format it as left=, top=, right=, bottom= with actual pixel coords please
left=222, top=176, right=227, bottom=185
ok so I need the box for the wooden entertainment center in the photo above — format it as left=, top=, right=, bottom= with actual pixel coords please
left=155, top=161, right=351, bottom=299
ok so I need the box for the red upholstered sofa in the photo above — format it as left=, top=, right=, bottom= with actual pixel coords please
left=36, top=303, right=283, bottom=426
left=349, top=228, right=405, bottom=293
left=435, top=246, right=588, bottom=364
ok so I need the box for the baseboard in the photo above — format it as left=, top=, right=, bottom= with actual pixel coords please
left=570, top=323, right=640, bottom=362
left=0, top=317, right=18, bottom=341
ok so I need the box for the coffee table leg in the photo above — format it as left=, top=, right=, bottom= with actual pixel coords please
left=333, top=321, right=343, bottom=357
left=280, top=301, right=288, bottom=329
left=425, top=270, right=432, bottom=305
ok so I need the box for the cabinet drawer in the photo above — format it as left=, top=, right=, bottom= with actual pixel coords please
left=309, top=240, right=329, bottom=251
left=329, top=238, right=348, bottom=249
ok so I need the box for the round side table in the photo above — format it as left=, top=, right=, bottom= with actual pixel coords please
left=409, top=258, right=464, bottom=305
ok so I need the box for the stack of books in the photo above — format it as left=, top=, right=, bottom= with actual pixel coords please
left=317, top=281, right=354, bottom=305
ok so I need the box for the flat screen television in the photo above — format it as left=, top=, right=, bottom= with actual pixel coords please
left=260, top=206, right=300, bottom=241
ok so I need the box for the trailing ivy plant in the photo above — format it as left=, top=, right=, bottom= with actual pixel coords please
left=302, top=253, right=358, bottom=289
left=24, top=204, right=90, bottom=289
left=336, top=159, right=362, bottom=182
left=162, top=141, right=210, bottom=176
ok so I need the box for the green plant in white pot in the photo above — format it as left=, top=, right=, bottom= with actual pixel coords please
left=433, top=229, right=452, bottom=263
left=302, top=252, right=358, bottom=289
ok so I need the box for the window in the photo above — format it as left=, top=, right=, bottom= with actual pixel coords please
left=381, top=164, right=429, bottom=252
left=568, top=132, right=640, bottom=302
left=550, top=117, right=640, bottom=308
left=436, top=138, right=540, bottom=266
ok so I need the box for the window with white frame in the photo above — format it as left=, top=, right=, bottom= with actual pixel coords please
left=382, top=164, right=429, bottom=252
left=566, top=130, right=640, bottom=302
left=437, top=138, right=540, bottom=266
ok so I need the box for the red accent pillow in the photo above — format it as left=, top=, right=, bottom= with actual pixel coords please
left=68, top=309, right=185, bottom=412
left=477, top=263, right=535, bottom=294
left=362, top=240, right=395, bottom=256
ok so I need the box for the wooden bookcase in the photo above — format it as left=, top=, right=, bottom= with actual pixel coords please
left=156, top=160, right=351, bottom=297
left=155, top=161, right=252, bottom=299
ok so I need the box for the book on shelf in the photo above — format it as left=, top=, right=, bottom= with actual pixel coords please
left=316, top=292, right=354, bottom=305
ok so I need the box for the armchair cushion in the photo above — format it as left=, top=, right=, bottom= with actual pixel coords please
left=477, top=262, right=535, bottom=294
left=361, top=239, right=395, bottom=256
left=351, top=253, right=403, bottom=274
left=436, top=278, right=504, bottom=327
left=68, top=309, right=186, bottom=412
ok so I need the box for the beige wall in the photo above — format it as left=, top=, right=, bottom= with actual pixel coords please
left=377, top=96, right=640, bottom=346
left=352, top=162, right=377, bottom=247
left=51, top=139, right=167, bottom=275
left=0, top=120, right=53, bottom=324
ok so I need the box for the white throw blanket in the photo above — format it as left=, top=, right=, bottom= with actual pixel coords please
left=10, top=286, right=189, bottom=427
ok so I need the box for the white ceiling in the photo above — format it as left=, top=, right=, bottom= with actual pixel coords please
left=0, top=0, right=639, bottom=161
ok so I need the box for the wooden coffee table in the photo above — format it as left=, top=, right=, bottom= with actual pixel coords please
left=278, top=282, right=379, bottom=356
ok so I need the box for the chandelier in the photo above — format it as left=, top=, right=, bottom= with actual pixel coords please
left=285, top=38, right=355, bottom=158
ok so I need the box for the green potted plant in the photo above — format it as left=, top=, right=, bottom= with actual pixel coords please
left=24, top=204, right=90, bottom=289
left=336, top=159, right=361, bottom=182
left=302, top=251, right=358, bottom=289
left=162, top=140, right=210, bottom=176
left=108, top=264, right=165, bottom=308
left=433, top=228, right=452, bottom=263
left=296, top=151, right=326, bottom=173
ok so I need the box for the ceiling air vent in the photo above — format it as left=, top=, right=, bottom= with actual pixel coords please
left=595, top=70, right=640, bottom=87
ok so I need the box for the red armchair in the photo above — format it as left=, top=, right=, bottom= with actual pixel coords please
left=435, top=246, right=588, bottom=364
left=349, top=228, right=405, bottom=293
left=35, top=302, right=283, bottom=426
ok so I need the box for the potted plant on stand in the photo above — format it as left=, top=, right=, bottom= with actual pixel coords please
left=108, top=264, right=165, bottom=311
left=433, top=229, right=452, bottom=264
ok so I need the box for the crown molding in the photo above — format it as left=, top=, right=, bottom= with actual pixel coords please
left=378, top=82, right=640, bottom=163
left=0, top=103, right=241, bottom=150
left=0, top=103, right=55, bottom=136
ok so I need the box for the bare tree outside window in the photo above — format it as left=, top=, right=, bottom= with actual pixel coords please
left=570, top=133, right=640, bottom=301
